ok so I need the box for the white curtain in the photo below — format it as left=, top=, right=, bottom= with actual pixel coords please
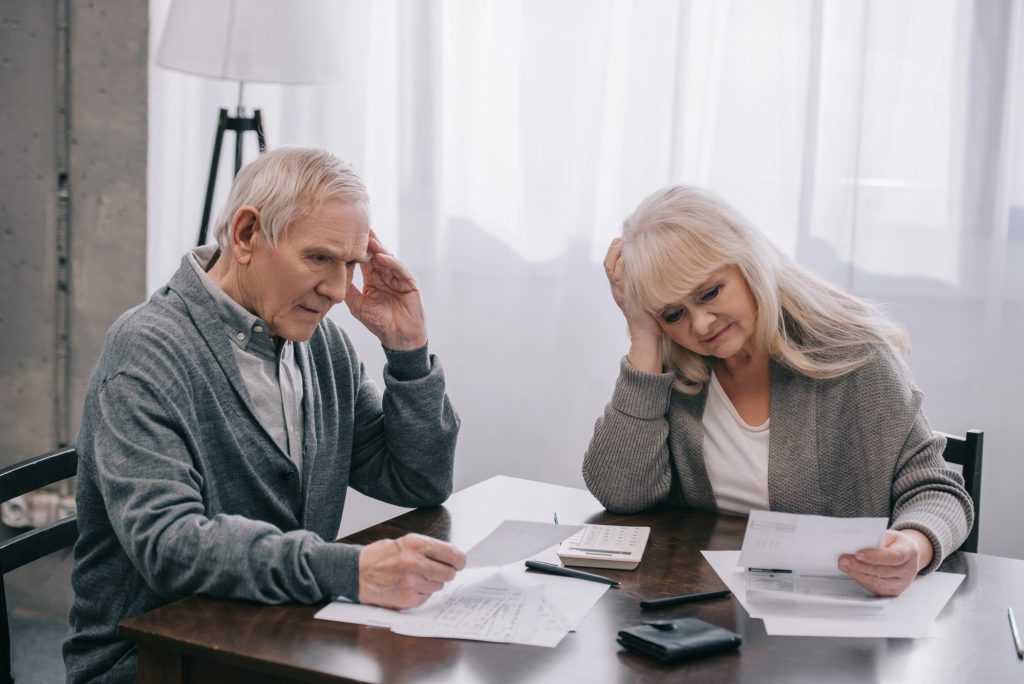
left=148, top=0, right=1024, bottom=556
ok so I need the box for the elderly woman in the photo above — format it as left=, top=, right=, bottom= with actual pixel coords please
left=583, top=185, right=973, bottom=597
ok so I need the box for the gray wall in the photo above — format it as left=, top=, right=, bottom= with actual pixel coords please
left=0, top=0, right=148, bottom=624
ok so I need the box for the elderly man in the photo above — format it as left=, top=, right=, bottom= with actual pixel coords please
left=63, top=147, right=465, bottom=683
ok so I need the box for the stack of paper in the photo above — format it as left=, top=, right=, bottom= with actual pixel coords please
left=703, top=511, right=964, bottom=638
left=315, top=521, right=610, bottom=647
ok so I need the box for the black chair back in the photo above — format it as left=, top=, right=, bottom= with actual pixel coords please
left=938, top=430, right=983, bottom=554
left=0, top=447, right=78, bottom=684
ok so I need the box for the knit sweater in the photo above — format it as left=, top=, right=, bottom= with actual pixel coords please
left=63, top=255, right=459, bottom=683
left=582, top=350, right=973, bottom=573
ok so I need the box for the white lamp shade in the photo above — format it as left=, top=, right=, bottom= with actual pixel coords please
left=157, top=0, right=344, bottom=84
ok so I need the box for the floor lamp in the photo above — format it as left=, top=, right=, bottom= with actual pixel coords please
left=156, top=0, right=343, bottom=246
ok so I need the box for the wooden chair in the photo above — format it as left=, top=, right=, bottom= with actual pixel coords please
left=938, top=430, right=983, bottom=554
left=0, top=447, right=78, bottom=684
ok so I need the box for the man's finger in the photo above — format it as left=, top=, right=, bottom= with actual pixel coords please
left=371, top=253, right=416, bottom=283
left=367, top=229, right=390, bottom=255
left=357, top=257, right=377, bottom=286
left=403, top=534, right=466, bottom=570
left=343, top=283, right=363, bottom=315
left=418, top=561, right=456, bottom=585
left=411, top=577, right=445, bottom=594
left=424, top=545, right=466, bottom=572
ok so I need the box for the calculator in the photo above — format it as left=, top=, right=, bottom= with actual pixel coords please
left=556, top=524, right=651, bottom=570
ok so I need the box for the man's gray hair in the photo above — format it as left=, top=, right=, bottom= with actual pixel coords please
left=213, top=146, right=369, bottom=249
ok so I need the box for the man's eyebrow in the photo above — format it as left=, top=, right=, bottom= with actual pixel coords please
left=350, top=252, right=372, bottom=264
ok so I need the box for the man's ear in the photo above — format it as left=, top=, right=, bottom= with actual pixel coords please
left=229, top=206, right=261, bottom=265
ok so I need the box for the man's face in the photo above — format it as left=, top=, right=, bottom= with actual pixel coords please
left=244, top=199, right=370, bottom=341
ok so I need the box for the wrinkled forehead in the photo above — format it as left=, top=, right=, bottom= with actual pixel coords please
left=293, top=192, right=369, bottom=222
left=286, top=198, right=370, bottom=248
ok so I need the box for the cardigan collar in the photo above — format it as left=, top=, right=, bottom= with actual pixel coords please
left=164, top=252, right=275, bottom=453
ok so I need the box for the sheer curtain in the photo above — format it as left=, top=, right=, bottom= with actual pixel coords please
left=148, top=0, right=1023, bottom=557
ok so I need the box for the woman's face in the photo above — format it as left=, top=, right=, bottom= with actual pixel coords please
left=655, top=265, right=759, bottom=360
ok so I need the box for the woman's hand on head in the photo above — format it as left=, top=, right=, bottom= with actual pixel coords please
left=604, top=238, right=632, bottom=312
left=604, top=239, right=663, bottom=372
left=602, top=240, right=659, bottom=335
left=838, top=529, right=934, bottom=597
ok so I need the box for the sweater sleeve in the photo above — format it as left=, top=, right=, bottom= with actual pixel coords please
left=849, top=352, right=974, bottom=573
left=582, top=357, right=677, bottom=513
left=345, top=343, right=460, bottom=508
left=889, top=416, right=974, bottom=573
left=89, top=373, right=362, bottom=604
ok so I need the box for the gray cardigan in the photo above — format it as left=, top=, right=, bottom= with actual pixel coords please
left=582, top=351, right=973, bottom=573
left=64, top=256, right=459, bottom=683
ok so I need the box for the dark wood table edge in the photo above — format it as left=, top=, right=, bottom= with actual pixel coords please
left=119, top=611, right=375, bottom=684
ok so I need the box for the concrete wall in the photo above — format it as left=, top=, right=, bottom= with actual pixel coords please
left=1, top=1, right=61, bottom=463
left=0, top=0, right=148, bottom=623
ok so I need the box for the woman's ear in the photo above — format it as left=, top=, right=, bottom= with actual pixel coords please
left=229, top=206, right=261, bottom=265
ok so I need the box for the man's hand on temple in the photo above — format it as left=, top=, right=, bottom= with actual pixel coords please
left=344, top=231, right=428, bottom=351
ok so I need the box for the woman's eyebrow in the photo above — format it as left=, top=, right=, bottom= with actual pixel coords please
left=687, top=269, right=727, bottom=298
left=657, top=271, right=725, bottom=313
left=686, top=278, right=715, bottom=298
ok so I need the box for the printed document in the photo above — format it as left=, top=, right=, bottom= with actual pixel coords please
left=315, top=566, right=607, bottom=647
left=704, top=549, right=964, bottom=638
left=393, top=573, right=545, bottom=643
left=738, top=510, right=888, bottom=601
left=315, top=520, right=604, bottom=647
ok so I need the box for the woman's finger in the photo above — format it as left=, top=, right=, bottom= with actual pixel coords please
left=603, top=238, right=623, bottom=275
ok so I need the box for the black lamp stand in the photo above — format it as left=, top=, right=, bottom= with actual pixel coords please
left=197, top=104, right=267, bottom=246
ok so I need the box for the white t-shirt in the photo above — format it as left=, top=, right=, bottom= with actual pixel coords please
left=702, top=371, right=770, bottom=515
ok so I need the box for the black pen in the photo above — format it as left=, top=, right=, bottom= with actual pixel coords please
left=525, top=560, right=620, bottom=586
left=640, top=588, right=731, bottom=610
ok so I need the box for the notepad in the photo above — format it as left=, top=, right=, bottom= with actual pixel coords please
left=556, top=524, right=650, bottom=570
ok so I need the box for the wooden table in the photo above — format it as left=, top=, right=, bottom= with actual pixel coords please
left=120, top=476, right=1024, bottom=683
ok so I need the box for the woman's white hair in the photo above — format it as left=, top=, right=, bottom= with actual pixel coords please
left=620, top=185, right=910, bottom=394
left=213, top=146, right=368, bottom=250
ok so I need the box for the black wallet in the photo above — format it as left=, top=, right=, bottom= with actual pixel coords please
left=617, top=618, right=742, bottom=664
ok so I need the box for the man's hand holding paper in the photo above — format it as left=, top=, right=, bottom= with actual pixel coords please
left=359, top=534, right=467, bottom=609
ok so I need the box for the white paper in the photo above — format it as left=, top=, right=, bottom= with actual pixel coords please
left=738, top=510, right=888, bottom=574
left=464, top=520, right=583, bottom=568
left=393, top=573, right=544, bottom=643
left=519, top=566, right=610, bottom=630
left=703, top=550, right=965, bottom=638
left=314, top=567, right=494, bottom=632
left=736, top=510, right=889, bottom=601
left=745, top=569, right=888, bottom=603
left=745, top=589, right=890, bottom=617
left=314, top=563, right=609, bottom=648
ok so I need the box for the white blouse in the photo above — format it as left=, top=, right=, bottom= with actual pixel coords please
left=702, top=371, right=770, bottom=515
